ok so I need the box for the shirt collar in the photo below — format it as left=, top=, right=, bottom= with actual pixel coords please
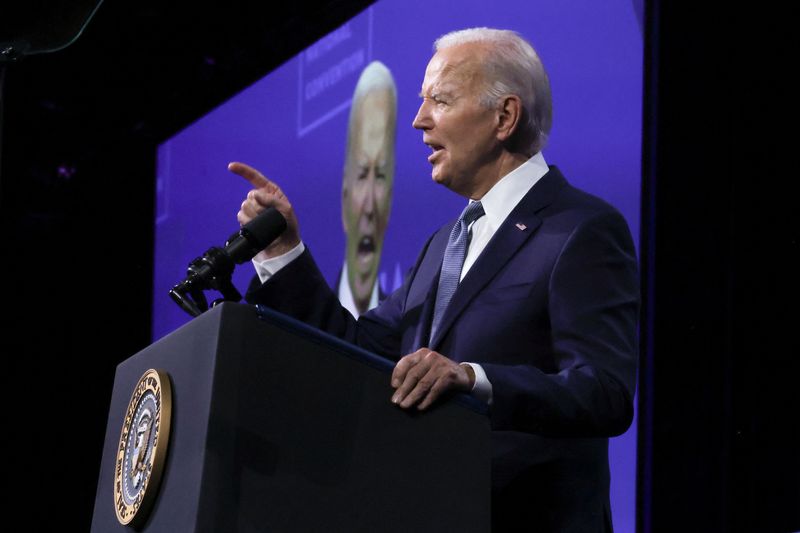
left=339, top=260, right=380, bottom=318
left=474, top=152, right=549, bottom=231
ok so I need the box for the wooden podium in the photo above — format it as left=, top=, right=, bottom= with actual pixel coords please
left=91, top=303, right=490, bottom=532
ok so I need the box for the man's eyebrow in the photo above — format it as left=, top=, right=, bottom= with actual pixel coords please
left=419, top=87, right=455, bottom=99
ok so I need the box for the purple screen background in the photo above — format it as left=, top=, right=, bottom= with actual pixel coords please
left=154, top=1, right=642, bottom=529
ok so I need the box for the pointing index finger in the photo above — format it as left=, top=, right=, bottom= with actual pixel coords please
left=228, top=161, right=271, bottom=190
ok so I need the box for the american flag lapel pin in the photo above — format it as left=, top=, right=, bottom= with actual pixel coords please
left=515, top=223, right=527, bottom=231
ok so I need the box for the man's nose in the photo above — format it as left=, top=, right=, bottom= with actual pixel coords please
left=362, top=173, right=376, bottom=215
left=412, top=100, right=431, bottom=130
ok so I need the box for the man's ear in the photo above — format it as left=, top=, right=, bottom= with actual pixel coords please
left=495, top=95, right=523, bottom=143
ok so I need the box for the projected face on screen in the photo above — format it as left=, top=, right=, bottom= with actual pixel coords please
left=341, top=61, right=397, bottom=315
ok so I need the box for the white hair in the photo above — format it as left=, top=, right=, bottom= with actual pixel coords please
left=435, top=28, right=553, bottom=153
left=345, top=60, right=398, bottom=165
left=351, top=60, right=397, bottom=106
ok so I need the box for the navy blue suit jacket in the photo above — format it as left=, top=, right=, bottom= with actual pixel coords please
left=247, top=166, right=639, bottom=532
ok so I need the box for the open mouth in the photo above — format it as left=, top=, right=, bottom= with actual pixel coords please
left=427, top=143, right=444, bottom=163
left=428, top=143, right=444, bottom=152
left=358, top=236, right=376, bottom=257
left=422, top=139, right=444, bottom=162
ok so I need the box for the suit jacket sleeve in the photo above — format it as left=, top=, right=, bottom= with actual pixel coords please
left=245, top=236, right=436, bottom=361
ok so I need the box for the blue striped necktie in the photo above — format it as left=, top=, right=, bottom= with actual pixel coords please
left=430, top=200, right=485, bottom=342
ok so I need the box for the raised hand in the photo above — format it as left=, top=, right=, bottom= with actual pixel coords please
left=230, top=161, right=301, bottom=258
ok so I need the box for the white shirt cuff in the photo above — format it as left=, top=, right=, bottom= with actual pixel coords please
left=252, top=242, right=306, bottom=284
left=463, top=363, right=493, bottom=405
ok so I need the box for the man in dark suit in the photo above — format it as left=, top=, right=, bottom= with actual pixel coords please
left=231, top=27, right=638, bottom=533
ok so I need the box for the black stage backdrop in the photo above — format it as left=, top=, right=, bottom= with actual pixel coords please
left=1, top=1, right=796, bottom=531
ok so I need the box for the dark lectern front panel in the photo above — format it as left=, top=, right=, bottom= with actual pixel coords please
left=92, top=303, right=490, bottom=532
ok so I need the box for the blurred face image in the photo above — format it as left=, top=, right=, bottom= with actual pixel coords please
left=343, top=77, right=396, bottom=314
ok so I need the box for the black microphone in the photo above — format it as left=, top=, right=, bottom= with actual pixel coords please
left=169, top=207, right=287, bottom=316
left=224, top=207, right=287, bottom=263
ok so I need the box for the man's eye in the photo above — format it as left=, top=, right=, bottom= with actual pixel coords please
left=423, top=94, right=446, bottom=105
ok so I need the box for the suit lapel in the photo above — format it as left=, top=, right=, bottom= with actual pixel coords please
left=429, top=167, right=567, bottom=349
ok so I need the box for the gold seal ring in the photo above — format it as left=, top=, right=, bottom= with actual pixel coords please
left=113, top=369, right=172, bottom=527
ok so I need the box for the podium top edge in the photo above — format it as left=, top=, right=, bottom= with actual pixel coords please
left=239, top=303, right=489, bottom=416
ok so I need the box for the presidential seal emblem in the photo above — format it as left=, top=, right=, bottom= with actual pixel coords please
left=114, top=368, right=172, bottom=527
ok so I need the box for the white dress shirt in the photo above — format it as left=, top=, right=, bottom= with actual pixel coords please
left=252, top=152, right=549, bottom=404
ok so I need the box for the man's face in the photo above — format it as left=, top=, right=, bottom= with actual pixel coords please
left=342, top=89, right=395, bottom=311
left=412, top=43, right=500, bottom=198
